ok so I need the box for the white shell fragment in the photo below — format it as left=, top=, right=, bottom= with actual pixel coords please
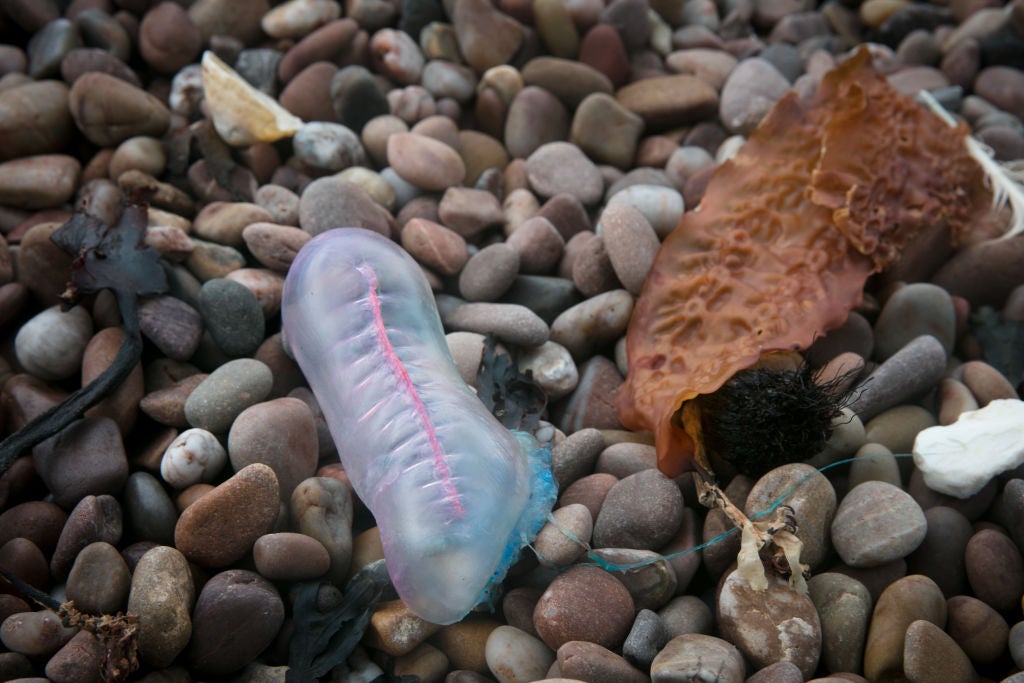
left=200, top=51, right=303, bottom=147
left=913, top=399, right=1024, bottom=498
left=161, top=427, right=228, bottom=489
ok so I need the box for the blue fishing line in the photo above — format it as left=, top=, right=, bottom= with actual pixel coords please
left=541, top=452, right=922, bottom=573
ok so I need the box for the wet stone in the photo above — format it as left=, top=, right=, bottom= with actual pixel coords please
left=290, top=476, right=354, bottom=583
left=533, top=565, right=635, bottom=651
left=198, top=278, right=265, bottom=358
left=65, top=541, right=131, bottom=615
left=747, top=463, right=837, bottom=570
left=863, top=574, right=947, bottom=682
left=807, top=572, right=872, bottom=675
left=127, top=546, right=195, bottom=669
left=45, top=629, right=105, bottom=683
left=33, top=417, right=128, bottom=510
left=484, top=625, right=555, bottom=683
left=0, top=610, right=76, bottom=658
left=832, top=481, right=927, bottom=567
left=331, top=65, right=390, bottom=132
left=593, top=469, right=683, bottom=550
left=124, top=471, right=178, bottom=546
left=592, top=548, right=678, bottom=611
left=965, top=528, right=1024, bottom=611
left=718, top=570, right=822, bottom=678
left=650, top=633, right=745, bottom=683
left=525, top=141, right=604, bottom=205
left=68, top=72, right=170, bottom=147
left=139, top=295, right=203, bottom=362
left=188, top=569, right=285, bottom=676
left=50, top=493, right=122, bottom=580
left=623, top=608, right=670, bottom=671
left=557, top=640, right=648, bottom=683
left=174, top=463, right=280, bottom=568
left=184, top=359, right=274, bottom=434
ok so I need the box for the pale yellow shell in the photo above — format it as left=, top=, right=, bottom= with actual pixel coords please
left=201, top=51, right=303, bottom=147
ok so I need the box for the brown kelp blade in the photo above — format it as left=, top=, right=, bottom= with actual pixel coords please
left=617, top=47, right=991, bottom=477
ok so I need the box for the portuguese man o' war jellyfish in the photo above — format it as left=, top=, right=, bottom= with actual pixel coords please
left=282, top=227, right=557, bottom=625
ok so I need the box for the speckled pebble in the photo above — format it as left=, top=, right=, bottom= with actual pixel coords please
left=747, top=463, right=837, bottom=569
left=388, top=131, right=465, bottom=191
left=650, top=633, right=745, bottom=683
left=946, top=595, right=1008, bottom=663
left=253, top=532, right=330, bottom=580
left=807, top=572, right=872, bottom=675
left=847, top=335, right=947, bottom=422
left=598, top=204, right=660, bottom=296
left=718, top=570, right=822, bottom=678
left=298, top=176, right=391, bottom=237
left=605, top=184, right=685, bottom=239
left=14, top=305, right=92, bottom=381
left=533, top=565, right=635, bottom=651
left=174, top=463, right=279, bottom=568
left=506, top=216, right=565, bottom=274
left=160, top=428, right=227, bottom=489
left=484, top=625, right=555, bottom=683
left=863, top=574, right=947, bottom=681
left=292, top=121, right=366, bottom=172
left=242, top=222, right=311, bottom=272
left=591, top=547, right=678, bottom=610
left=228, top=397, right=318, bottom=500
left=183, top=358, right=274, bottom=434
left=557, top=640, right=648, bottom=682
left=32, top=417, right=129, bottom=509
left=49, top=493, right=122, bottom=580
left=516, top=340, right=579, bottom=400
left=965, top=528, right=1024, bottom=611
left=550, top=427, right=604, bottom=487
left=534, top=503, right=592, bottom=567
left=831, top=481, right=927, bottom=567
left=526, top=142, right=604, bottom=205
left=290, top=476, right=354, bottom=583
left=438, top=187, right=505, bottom=237
left=197, top=278, right=266, bottom=358
left=138, top=295, right=203, bottom=362
left=550, top=289, right=633, bottom=359
left=401, top=218, right=469, bottom=276
left=126, top=546, right=195, bottom=668
left=459, top=243, right=520, bottom=301
left=65, top=541, right=131, bottom=615
left=873, top=283, right=956, bottom=360
left=903, top=619, right=975, bottom=683
left=445, top=302, right=549, bottom=347
left=0, top=610, right=76, bottom=658
left=593, top=469, right=683, bottom=549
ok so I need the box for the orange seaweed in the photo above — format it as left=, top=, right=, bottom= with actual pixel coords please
left=616, top=48, right=992, bottom=477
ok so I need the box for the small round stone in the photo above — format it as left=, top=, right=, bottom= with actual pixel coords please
left=253, top=532, right=331, bottom=580
left=68, top=72, right=170, bottom=147
left=459, top=243, right=520, bottom=301
left=598, top=203, right=660, bottom=295
left=126, top=546, right=195, bottom=668
left=484, top=625, right=555, bottom=683
left=292, top=121, right=366, bottom=173
left=831, top=481, right=927, bottom=567
left=14, top=304, right=92, bottom=381
left=0, top=610, right=76, bottom=658
left=505, top=86, right=569, bottom=160
left=65, top=541, right=131, bottom=615
left=298, top=176, right=391, bottom=237
left=184, top=358, right=274, bottom=434
left=873, top=283, right=956, bottom=360
left=533, top=503, right=592, bottom=567
left=290, top=477, right=354, bottom=583
left=550, top=289, right=634, bottom=359
left=387, top=132, right=466, bottom=191
left=228, top=397, right=318, bottom=501
left=605, top=184, right=685, bottom=239
left=160, top=428, right=227, bottom=489
left=400, top=218, right=469, bottom=276
left=188, top=569, right=285, bottom=675
left=718, top=570, right=822, bottom=678
left=174, top=463, right=280, bottom=568
left=945, top=595, right=1008, bottom=663
left=516, top=341, right=579, bottom=400
left=506, top=216, right=565, bottom=274
left=198, top=278, right=266, bottom=358
left=592, top=468, right=683, bottom=549
left=650, top=634, right=745, bottom=683
left=445, top=302, right=549, bottom=347
left=903, top=619, right=975, bottom=683
left=533, top=565, right=635, bottom=651
left=525, top=141, right=604, bottom=205
left=557, top=640, right=648, bottom=682
left=863, top=574, right=947, bottom=682
left=965, top=528, right=1024, bottom=611
left=807, top=572, right=872, bottom=675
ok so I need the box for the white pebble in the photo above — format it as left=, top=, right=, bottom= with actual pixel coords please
left=914, top=399, right=1024, bottom=498
left=517, top=341, right=579, bottom=400
left=161, top=428, right=228, bottom=489
left=606, top=183, right=685, bottom=239
left=14, top=305, right=93, bottom=381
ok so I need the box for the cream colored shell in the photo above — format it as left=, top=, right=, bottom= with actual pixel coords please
left=201, top=51, right=303, bottom=147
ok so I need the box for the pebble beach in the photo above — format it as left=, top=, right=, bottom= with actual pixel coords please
left=1, top=0, right=1024, bottom=682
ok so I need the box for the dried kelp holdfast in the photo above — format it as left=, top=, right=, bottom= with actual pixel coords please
left=615, top=46, right=1024, bottom=592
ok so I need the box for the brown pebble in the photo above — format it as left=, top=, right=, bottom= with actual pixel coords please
left=253, top=532, right=331, bottom=580
left=400, top=218, right=469, bottom=276
left=533, top=565, right=635, bottom=651
left=174, top=463, right=280, bottom=568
